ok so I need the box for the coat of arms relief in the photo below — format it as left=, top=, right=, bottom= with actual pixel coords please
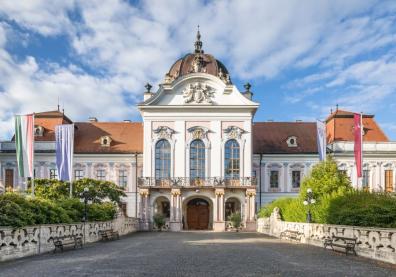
left=183, top=82, right=215, bottom=104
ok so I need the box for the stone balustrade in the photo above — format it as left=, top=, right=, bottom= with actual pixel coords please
left=0, top=216, right=139, bottom=262
left=257, top=208, right=396, bottom=264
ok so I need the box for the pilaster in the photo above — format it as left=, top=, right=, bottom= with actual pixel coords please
left=170, top=188, right=182, bottom=231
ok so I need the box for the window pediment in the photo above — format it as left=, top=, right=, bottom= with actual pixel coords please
left=153, top=126, right=175, bottom=140
left=187, top=126, right=209, bottom=140
left=224, top=126, right=245, bottom=140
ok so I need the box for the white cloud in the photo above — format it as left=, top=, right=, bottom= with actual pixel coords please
left=0, top=0, right=396, bottom=139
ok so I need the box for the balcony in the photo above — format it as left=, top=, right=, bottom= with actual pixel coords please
left=138, top=177, right=256, bottom=188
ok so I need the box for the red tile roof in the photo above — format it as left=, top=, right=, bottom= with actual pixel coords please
left=252, top=122, right=318, bottom=154
left=326, top=109, right=388, bottom=143
left=74, top=122, right=143, bottom=154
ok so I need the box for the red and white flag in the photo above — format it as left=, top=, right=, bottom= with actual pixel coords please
left=354, top=113, right=363, bottom=178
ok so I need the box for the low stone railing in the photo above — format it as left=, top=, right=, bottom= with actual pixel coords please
left=0, top=216, right=139, bottom=262
left=257, top=208, right=396, bottom=264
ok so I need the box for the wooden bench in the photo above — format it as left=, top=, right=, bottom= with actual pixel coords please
left=280, top=230, right=303, bottom=242
left=53, top=235, right=83, bottom=253
left=99, top=229, right=120, bottom=241
left=324, top=235, right=357, bottom=255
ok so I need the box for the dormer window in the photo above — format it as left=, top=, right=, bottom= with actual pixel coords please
left=286, top=136, right=298, bottom=147
left=34, top=126, right=44, bottom=137
left=100, top=136, right=112, bottom=147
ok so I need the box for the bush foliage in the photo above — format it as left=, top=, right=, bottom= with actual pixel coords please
left=258, top=157, right=396, bottom=228
left=30, top=178, right=126, bottom=204
left=0, top=191, right=117, bottom=228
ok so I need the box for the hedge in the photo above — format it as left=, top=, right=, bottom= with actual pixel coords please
left=0, top=193, right=117, bottom=228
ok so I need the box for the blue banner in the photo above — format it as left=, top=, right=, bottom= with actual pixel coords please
left=55, top=124, right=74, bottom=181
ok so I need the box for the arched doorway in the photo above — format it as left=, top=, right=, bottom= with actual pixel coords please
left=186, top=198, right=209, bottom=230
left=225, top=197, right=241, bottom=221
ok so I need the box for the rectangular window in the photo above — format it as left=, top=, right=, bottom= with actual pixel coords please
left=119, top=170, right=127, bottom=187
left=385, top=170, right=394, bottom=192
left=362, top=170, right=369, bottom=190
left=292, top=171, right=301, bottom=188
left=96, top=169, right=106, bottom=181
left=5, top=169, right=13, bottom=190
left=49, top=169, right=58, bottom=179
left=270, top=171, right=279, bottom=188
left=75, top=169, right=84, bottom=180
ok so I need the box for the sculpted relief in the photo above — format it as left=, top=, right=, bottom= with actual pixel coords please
left=183, top=82, right=215, bottom=104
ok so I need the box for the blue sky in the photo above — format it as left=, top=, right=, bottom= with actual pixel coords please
left=0, top=0, right=396, bottom=140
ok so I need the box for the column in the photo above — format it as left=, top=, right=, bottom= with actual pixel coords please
left=213, top=188, right=225, bottom=231
left=139, top=188, right=150, bottom=230
left=170, top=188, right=182, bottom=231
left=245, top=189, right=256, bottom=231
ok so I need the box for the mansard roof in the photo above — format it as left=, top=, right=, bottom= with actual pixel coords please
left=253, top=122, right=318, bottom=154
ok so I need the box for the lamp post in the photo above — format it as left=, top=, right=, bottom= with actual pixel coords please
left=303, top=188, right=316, bottom=223
left=81, top=187, right=90, bottom=222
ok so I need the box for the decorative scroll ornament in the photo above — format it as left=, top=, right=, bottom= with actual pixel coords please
left=153, top=126, right=175, bottom=140
left=224, top=126, right=245, bottom=140
left=183, top=82, right=215, bottom=104
left=187, top=126, right=209, bottom=140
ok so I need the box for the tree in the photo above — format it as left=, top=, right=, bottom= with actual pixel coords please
left=300, top=156, right=352, bottom=201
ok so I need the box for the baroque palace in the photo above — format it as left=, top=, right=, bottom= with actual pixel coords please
left=1, top=32, right=396, bottom=231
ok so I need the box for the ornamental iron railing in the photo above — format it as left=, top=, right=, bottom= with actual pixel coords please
left=138, top=177, right=256, bottom=188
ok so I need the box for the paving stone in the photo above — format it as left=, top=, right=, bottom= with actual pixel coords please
left=0, top=232, right=395, bottom=277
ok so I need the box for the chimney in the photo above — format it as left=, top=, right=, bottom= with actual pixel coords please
left=124, top=119, right=131, bottom=123
left=296, top=120, right=302, bottom=122
left=89, top=117, right=98, bottom=122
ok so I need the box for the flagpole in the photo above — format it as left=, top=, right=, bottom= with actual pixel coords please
left=360, top=112, right=364, bottom=190
left=32, top=113, right=35, bottom=198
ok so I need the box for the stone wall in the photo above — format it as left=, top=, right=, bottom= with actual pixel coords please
left=257, top=208, right=396, bottom=265
left=0, top=217, right=139, bottom=262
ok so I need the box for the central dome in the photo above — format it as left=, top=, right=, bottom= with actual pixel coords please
left=164, top=30, right=231, bottom=85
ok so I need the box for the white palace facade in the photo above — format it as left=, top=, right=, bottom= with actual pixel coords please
left=1, top=32, right=396, bottom=231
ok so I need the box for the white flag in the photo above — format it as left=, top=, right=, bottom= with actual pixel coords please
left=316, top=120, right=326, bottom=161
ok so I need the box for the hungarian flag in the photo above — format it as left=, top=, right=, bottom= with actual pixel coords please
left=354, top=113, right=363, bottom=178
left=15, top=114, right=34, bottom=178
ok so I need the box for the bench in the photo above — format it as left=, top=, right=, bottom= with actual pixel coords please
left=280, top=230, right=303, bottom=242
left=324, top=235, right=357, bottom=255
left=99, top=229, right=120, bottom=241
left=53, top=235, right=83, bottom=253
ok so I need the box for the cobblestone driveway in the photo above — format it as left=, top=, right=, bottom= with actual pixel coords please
left=0, top=232, right=395, bottom=277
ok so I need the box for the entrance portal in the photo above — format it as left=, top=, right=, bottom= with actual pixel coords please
left=186, top=198, right=209, bottom=230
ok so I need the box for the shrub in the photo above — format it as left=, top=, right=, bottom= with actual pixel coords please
left=326, top=191, right=396, bottom=228
left=229, top=212, right=242, bottom=229
left=88, top=202, right=117, bottom=222
left=300, top=156, right=352, bottom=201
left=30, top=179, right=70, bottom=200
left=153, top=213, right=166, bottom=230
left=0, top=197, right=28, bottom=227
left=258, top=197, right=295, bottom=219
left=72, top=178, right=126, bottom=204
left=58, top=198, right=85, bottom=222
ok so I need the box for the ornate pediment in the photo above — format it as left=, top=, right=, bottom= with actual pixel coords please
left=187, top=126, right=209, bottom=140
left=224, top=126, right=245, bottom=140
left=183, top=82, right=215, bottom=104
left=153, top=126, right=175, bottom=140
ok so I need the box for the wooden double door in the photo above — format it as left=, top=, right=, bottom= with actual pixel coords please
left=186, top=198, right=209, bottom=230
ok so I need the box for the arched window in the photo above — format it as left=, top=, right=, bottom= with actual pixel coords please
left=224, top=139, right=240, bottom=179
left=190, top=139, right=205, bottom=179
left=155, top=139, right=171, bottom=179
